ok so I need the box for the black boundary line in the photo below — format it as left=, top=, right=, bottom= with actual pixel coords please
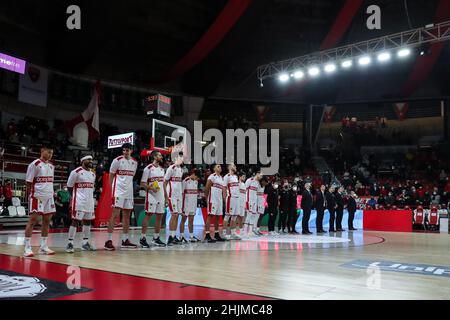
left=0, top=252, right=278, bottom=300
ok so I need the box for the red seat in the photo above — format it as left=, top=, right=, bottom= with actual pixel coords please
left=429, top=207, right=439, bottom=229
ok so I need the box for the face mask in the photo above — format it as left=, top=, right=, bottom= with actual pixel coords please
left=63, top=187, right=68, bottom=191
left=294, top=178, right=300, bottom=182
left=292, top=186, right=297, bottom=192
left=274, top=184, right=279, bottom=190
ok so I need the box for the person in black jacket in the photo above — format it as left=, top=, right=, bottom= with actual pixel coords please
left=265, top=181, right=279, bottom=235
left=278, top=183, right=290, bottom=233
left=301, top=182, right=313, bottom=235
left=314, top=184, right=327, bottom=233
left=288, top=185, right=299, bottom=234
left=335, top=186, right=345, bottom=232
left=347, top=191, right=358, bottom=230
left=326, top=185, right=337, bottom=232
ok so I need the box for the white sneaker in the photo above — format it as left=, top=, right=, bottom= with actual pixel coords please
left=231, top=234, right=242, bottom=240
left=39, top=246, right=56, bottom=255
left=225, top=234, right=231, bottom=240
left=23, top=247, right=34, bottom=257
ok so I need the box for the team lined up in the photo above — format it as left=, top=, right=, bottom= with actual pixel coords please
left=22, top=144, right=270, bottom=257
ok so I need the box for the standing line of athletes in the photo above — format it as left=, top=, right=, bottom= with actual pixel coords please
left=22, top=143, right=273, bottom=256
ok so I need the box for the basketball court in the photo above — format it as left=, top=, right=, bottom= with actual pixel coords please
left=1, top=228, right=449, bottom=300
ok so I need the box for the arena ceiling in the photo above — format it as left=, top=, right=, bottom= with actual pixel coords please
left=0, top=0, right=449, bottom=104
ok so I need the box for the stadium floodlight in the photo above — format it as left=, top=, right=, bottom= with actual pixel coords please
left=308, top=66, right=320, bottom=77
left=278, top=73, right=289, bottom=82
left=358, top=56, right=372, bottom=66
left=341, top=60, right=353, bottom=68
left=293, top=70, right=305, bottom=79
left=397, top=48, right=411, bottom=58
left=324, top=63, right=337, bottom=73
left=377, top=52, right=391, bottom=62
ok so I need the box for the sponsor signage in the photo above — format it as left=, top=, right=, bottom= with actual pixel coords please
left=0, top=52, right=26, bottom=74
left=341, top=260, right=450, bottom=278
left=107, top=132, right=135, bottom=149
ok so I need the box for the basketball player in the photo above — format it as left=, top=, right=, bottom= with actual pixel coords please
left=180, top=169, right=201, bottom=243
left=244, top=172, right=261, bottom=237
left=204, top=164, right=226, bottom=243
left=236, top=172, right=247, bottom=236
left=104, top=143, right=138, bottom=251
left=139, top=150, right=166, bottom=248
left=254, top=176, right=269, bottom=236
left=222, top=164, right=241, bottom=240
left=164, top=154, right=184, bottom=246
left=65, top=155, right=96, bottom=253
left=23, top=146, right=56, bottom=257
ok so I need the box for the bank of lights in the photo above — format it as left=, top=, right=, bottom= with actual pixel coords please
left=277, top=47, right=413, bottom=83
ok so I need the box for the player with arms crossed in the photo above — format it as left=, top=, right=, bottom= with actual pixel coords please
left=236, top=172, right=247, bottom=236
left=139, top=150, right=166, bottom=248
left=24, top=145, right=56, bottom=257
left=164, top=153, right=184, bottom=246
left=180, top=169, right=201, bottom=243
left=254, top=175, right=269, bottom=236
left=222, top=164, right=241, bottom=240
left=244, top=172, right=262, bottom=237
left=204, top=164, right=226, bottom=243
left=65, top=155, right=96, bottom=253
left=104, top=143, right=138, bottom=250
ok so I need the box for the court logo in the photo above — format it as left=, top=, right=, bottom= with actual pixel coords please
left=170, top=121, right=279, bottom=175
left=0, top=275, right=46, bottom=298
left=341, top=260, right=450, bottom=278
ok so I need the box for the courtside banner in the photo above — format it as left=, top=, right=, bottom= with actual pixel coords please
left=0, top=52, right=26, bottom=74
left=107, top=132, right=135, bottom=149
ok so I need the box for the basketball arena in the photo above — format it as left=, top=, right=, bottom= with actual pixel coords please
left=0, top=0, right=450, bottom=304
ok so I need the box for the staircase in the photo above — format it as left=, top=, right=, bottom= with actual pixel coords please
left=311, top=156, right=340, bottom=186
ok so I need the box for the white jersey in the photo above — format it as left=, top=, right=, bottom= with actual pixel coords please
left=239, top=182, right=246, bottom=206
left=257, top=186, right=265, bottom=214
left=223, top=173, right=240, bottom=198
left=207, top=173, right=224, bottom=204
left=110, top=156, right=137, bottom=199
left=164, top=164, right=183, bottom=198
left=245, top=178, right=259, bottom=208
left=141, top=163, right=165, bottom=201
left=67, top=167, right=96, bottom=213
left=26, top=159, right=55, bottom=200
left=182, top=177, right=198, bottom=212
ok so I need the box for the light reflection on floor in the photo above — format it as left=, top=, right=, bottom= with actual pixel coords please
left=0, top=228, right=383, bottom=252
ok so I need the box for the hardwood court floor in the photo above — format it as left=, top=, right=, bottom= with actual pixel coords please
left=0, top=229, right=449, bottom=300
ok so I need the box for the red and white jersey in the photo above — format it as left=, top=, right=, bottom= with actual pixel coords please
left=182, top=177, right=198, bottom=211
left=26, top=159, right=55, bottom=199
left=245, top=178, right=259, bottom=208
left=110, top=156, right=137, bottom=199
left=239, top=182, right=246, bottom=206
left=207, top=173, right=224, bottom=204
left=223, top=173, right=240, bottom=198
left=257, top=186, right=265, bottom=212
left=141, top=163, right=165, bottom=200
left=164, top=164, right=183, bottom=198
left=67, top=167, right=96, bottom=213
